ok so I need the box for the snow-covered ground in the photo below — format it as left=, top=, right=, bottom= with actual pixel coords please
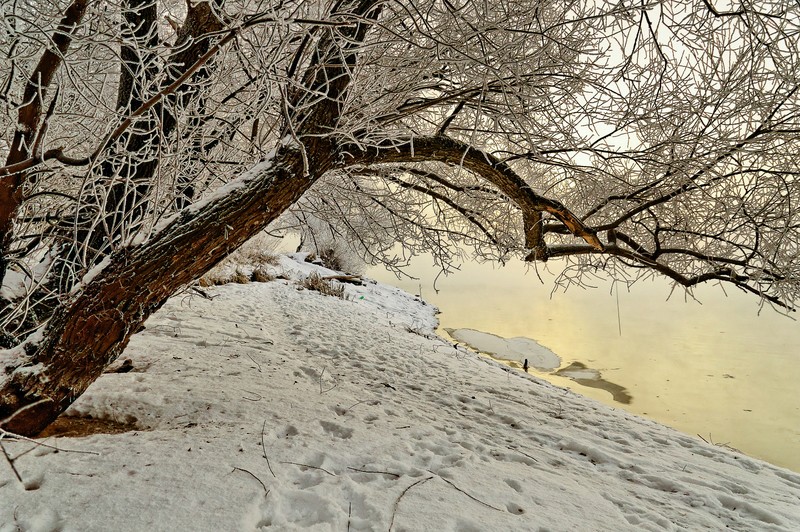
left=2, top=255, right=800, bottom=531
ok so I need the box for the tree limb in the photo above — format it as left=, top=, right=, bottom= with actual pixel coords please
left=341, top=135, right=603, bottom=253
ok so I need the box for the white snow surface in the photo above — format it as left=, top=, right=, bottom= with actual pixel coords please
left=0, top=268, right=25, bottom=301
left=2, top=255, right=800, bottom=531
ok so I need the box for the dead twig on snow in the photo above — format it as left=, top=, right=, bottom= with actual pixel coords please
left=241, top=389, right=263, bottom=401
left=389, top=476, right=433, bottom=531
left=319, top=367, right=337, bottom=394
left=246, top=353, right=262, bottom=372
left=232, top=466, right=268, bottom=493
left=261, top=420, right=276, bottom=478
left=279, top=461, right=335, bottom=476
left=347, top=466, right=400, bottom=478
left=0, top=440, right=23, bottom=484
left=432, top=472, right=504, bottom=512
left=507, top=445, right=539, bottom=463
left=0, top=429, right=101, bottom=456
left=0, top=427, right=100, bottom=488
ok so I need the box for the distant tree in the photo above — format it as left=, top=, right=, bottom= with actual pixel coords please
left=1, top=0, right=799, bottom=435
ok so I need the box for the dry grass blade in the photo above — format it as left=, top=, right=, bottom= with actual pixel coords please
left=301, top=273, right=346, bottom=299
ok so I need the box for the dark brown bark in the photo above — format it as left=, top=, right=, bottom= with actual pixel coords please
left=116, top=0, right=160, bottom=112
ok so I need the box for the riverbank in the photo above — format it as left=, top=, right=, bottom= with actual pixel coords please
left=2, top=255, right=799, bottom=530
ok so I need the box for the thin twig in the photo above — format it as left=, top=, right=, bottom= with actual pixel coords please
left=0, top=429, right=100, bottom=456
left=0, top=441, right=23, bottom=484
left=433, top=472, right=504, bottom=512
left=0, top=398, right=53, bottom=427
left=261, top=420, right=276, bottom=478
left=232, top=466, right=268, bottom=493
left=279, top=461, right=335, bottom=476
left=189, top=286, right=214, bottom=300
left=319, top=367, right=337, bottom=394
left=347, top=466, right=401, bottom=478
left=246, top=353, right=262, bottom=372
left=241, top=389, right=262, bottom=401
left=347, top=501, right=352, bottom=532
left=388, top=476, right=433, bottom=531
left=507, top=445, right=539, bottom=463
left=341, top=399, right=369, bottom=414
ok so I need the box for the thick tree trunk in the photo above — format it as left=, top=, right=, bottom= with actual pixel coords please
left=0, top=143, right=331, bottom=436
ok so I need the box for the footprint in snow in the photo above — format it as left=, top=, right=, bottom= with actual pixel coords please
left=319, top=420, right=354, bottom=439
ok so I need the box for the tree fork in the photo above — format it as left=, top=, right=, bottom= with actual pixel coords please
left=1, top=0, right=381, bottom=435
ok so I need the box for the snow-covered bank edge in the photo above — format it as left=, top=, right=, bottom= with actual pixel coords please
left=1, top=255, right=799, bottom=531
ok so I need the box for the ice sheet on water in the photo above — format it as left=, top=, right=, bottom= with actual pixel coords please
left=446, top=327, right=561, bottom=370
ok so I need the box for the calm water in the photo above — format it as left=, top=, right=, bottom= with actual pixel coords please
left=369, top=257, right=800, bottom=473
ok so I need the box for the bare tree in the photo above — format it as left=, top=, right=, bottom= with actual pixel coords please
left=1, top=0, right=799, bottom=435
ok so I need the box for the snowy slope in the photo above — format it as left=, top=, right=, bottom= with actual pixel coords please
left=2, top=255, right=799, bottom=531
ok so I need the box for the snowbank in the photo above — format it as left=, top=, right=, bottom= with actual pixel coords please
left=1, top=255, right=799, bottom=531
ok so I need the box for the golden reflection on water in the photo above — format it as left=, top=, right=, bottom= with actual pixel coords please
left=369, top=257, right=800, bottom=473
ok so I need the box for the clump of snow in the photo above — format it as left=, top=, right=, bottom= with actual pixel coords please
left=0, top=269, right=25, bottom=301
left=10, top=363, right=47, bottom=379
left=1, top=255, right=798, bottom=531
left=1, top=251, right=54, bottom=301
left=0, top=327, right=45, bottom=377
left=69, top=256, right=113, bottom=295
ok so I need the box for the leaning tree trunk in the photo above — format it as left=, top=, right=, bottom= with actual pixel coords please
left=0, top=144, right=331, bottom=436
left=0, top=0, right=387, bottom=436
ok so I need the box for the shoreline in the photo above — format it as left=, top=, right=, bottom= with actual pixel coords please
left=1, top=255, right=799, bottom=530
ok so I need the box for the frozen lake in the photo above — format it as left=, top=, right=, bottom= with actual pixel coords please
left=370, top=257, right=800, bottom=473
